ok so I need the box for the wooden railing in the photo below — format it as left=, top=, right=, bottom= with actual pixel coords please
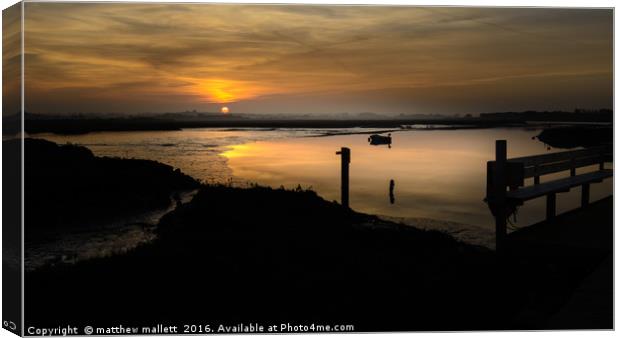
left=485, top=140, right=612, bottom=252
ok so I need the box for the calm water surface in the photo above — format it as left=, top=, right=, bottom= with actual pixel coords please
left=39, top=127, right=612, bottom=250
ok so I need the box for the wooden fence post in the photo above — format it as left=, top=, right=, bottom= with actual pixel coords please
left=546, top=193, right=556, bottom=220
left=494, top=140, right=507, bottom=253
left=336, top=147, right=351, bottom=208
left=581, top=184, right=590, bottom=207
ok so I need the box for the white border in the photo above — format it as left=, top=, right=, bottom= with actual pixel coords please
left=0, top=1, right=616, bottom=338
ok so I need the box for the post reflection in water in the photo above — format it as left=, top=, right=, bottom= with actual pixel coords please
left=389, top=179, right=395, bottom=205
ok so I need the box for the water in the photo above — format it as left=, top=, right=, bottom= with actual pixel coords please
left=25, top=189, right=197, bottom=271
left=38, top=127, right=612, bottom=250
left=38, top=128, right=393, bottom=184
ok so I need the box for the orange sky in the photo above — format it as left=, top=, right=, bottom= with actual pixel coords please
left=7, top=4, right=614, bottom=115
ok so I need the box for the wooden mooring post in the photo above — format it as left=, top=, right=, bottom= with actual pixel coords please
left=336, top=147, right=351, bottom=208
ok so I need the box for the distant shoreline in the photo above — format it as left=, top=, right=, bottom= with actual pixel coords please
left=5, top=116, right=612, bottom=135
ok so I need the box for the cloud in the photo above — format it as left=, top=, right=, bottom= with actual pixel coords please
left=3, top=3, right=22, bottom=116
left=23, top=4, right=612, bottom=114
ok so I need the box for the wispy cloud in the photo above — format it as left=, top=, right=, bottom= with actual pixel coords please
left=22, top=4, right=612, bottom=114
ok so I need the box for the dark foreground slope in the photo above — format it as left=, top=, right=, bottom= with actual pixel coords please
left=25, top=183, right=611, bottom=331
left=26, top=186, right=493, bottom=331
left=16, top=138, right=199, bottom=237
left=507, top=197, right=613, bottom=329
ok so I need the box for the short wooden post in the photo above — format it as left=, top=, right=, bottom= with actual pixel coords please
left=493, top=140, right=507, bottom=253
left=336, top=147, right=350, bottom=208
left=581, top=183, right=590, bottom=208
left=546, top=193, right=556, bottom=220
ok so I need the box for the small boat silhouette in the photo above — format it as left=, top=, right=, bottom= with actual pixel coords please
left=368, top=134, right=392, bottom=146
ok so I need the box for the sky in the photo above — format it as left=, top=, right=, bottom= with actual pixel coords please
left=14, top=4, right=614, bottom=115
left=2, top=3, right=21, bottom=116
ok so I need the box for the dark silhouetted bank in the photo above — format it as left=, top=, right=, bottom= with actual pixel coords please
left=13, top=138, right=200, bottom=238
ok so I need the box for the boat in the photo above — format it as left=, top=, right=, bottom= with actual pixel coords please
left=368, top=133, right=392, bottom=146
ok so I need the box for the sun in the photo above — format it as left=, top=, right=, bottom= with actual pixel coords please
left=221, top=106, right=230, bottom=114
